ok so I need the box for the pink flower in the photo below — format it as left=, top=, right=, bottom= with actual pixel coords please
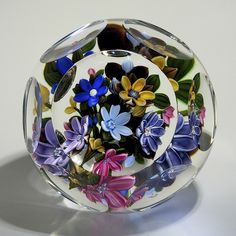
left=163, top=106, right=174, bottom=124
left=88, top=68, right=96, bottom=76
left=93, top=149, right=128, bottom=176
left=199, top=106, right=206, bottom=124
left=126, top=186, right=148, bottom=206
left=82, top=175, right=135, bottom=209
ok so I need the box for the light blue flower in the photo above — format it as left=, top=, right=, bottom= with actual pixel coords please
left=121, top=57, right=134, bottom=73
left=101, top=105, right=132, bottom=141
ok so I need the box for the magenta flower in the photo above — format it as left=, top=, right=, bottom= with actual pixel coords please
left=199, top=106, right=206, bottom=124
left=126, top=186, right=148, bottom=206
left=82, top=175, right=135, bottom=209
left=93, top=149, right=128, bottom=176
left=163, top=106, right=174, bottom=124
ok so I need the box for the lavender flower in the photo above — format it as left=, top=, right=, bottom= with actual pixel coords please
left=189, top=112, right=201, bottom=145
left=136, top=112, right=165, bottom=155
left=34, top=120, right=69, bottom=176
left=64, top=116, right=89, bottom=153
left=101, top=105, right=132, bottom=141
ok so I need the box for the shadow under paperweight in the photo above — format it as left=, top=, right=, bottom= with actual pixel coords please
left=23, top=19, right=217, bottom=213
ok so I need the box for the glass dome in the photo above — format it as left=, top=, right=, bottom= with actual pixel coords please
left=23, top=19, right=216, bottom=213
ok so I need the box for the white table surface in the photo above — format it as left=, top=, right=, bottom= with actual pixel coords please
left=0, top=0, right=235, bottom=235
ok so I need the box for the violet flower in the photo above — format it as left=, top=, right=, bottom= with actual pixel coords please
left=34, top=120, right=69, bottom=176
left=136, top=112, right=165, bottom=155
left=93, top=149, right=128, bottom=176
left=156, top=113, right=198, bottom=178
left=101, top=105, right=132, bottom=141
left=82, top=175, right=135, bottom=209
left=189, top=112, right=201, bottom=145
left=64, top=116, right=89, bottom=153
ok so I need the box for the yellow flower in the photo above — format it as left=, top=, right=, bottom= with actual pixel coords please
left=33, top=84, right=50, bottom=115
left=152, top=56, right=179, bottom=92
left=65, top=96, right=77, bottom=114
left=119, top=76, right=155, bottom=106
left=89, top=138, right=105, bottom=153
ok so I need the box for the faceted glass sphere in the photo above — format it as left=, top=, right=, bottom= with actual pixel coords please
left=23, top=19, right=216, bottom=213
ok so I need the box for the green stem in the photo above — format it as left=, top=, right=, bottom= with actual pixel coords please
left=179, top=109, right=188, bottom=116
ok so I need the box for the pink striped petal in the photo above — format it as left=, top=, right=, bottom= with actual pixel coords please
left=108, top=161, right=122, bottom=172
left=93, top=161, right=109, bottom=176
left=104, top=190, right=127, bottom=209
left=107, top=176, right=135, bottom=191
left=105, top=149, right=116, bottom=159
left=109, top=153, right=128, bottom=162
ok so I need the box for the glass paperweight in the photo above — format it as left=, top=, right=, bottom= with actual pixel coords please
left=23, top=19, right=216, bottom=213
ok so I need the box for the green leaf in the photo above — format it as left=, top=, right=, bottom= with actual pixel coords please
left=193, top=73, right=201, bottom=93
left=175, top=80, right=192, bottom=104
left=102, top=131, right=112, bottom=142
left=43, top=62, right=61, bottom=87
left=146, top=74, right=160, bottom=92
left=81, top=39, right=96, bottom=53
left=72, top=49, right=83, bottom=63
left=167, top=57, right=194, bottom=81
left=95, top=69, right=104, bottom=77
left=195, top=93, right=204, bottom=108
left=153, top=93, right=171, bottom=109
left=135, top=153, right=145, bottom=164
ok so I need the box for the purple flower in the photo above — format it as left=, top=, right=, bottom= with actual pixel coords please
left=74, top=75, right=108, bottom=107
left=34, top=120, right=69, bottom=176
left=136, top=112, right=165, bottom=155
left=101, top=105, right=132, bottom=141
left=82, top=175, right=135, bottom=209
left=189, top=112, right=201, bottom=145
left=156, top=113, right=198, bottom=178
left=64, top=116, right=89, bottom=153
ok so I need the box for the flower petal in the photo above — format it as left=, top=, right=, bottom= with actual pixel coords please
left=110, top=153, right=128, bottom=162
left=101, top=106, right=110, bottom=121
left=80, top=79, right=92, bottom=92
left=147, top=136, right=158, bottom=152
left=45, top=120, right=59, bottom=147
left=88, top=96, right=99, bottom=107
left=97, top=86, right=108, bottom=96
left=105, top=149, right=116, bottom=158
left=119, top=91, right=131, bottom=100
left=121, top=58, right=134, bottom=73
left=169, top=79, right=179, bottom=92
left=93, top=74, right=104, bottom=89
left=107, top=176, right=135, bottom=191
left=109, top=105, right=120, bottom=120
left=121, top=76, right=131, bottom=91
left=172, top=135, right=197, bottom=152
left=139, top=91, right=155, bottom=100
left=101, top=121, right=109, bottom=132
left=176, top=114, right=184, bottom=133
left=151, top=127, right=165, bottom=137
left=109, top=161, right=123, bottom=172
left=134, top=98, right=146, bottom=106
left=64, top=130, right=78, bottom=140
left=110, top=129, right=121, bottom=141
left=116, top=125, right=132, bottom=136
left=104, top=191, right=127, bottom=209
left=132, top=78, right=146, bottom=92
left=124, top=155, right=135, bottom=168
left=56, top=57, right=73, bottom=75
left=151, top=56, right=165, bottom=70
left=64, top=107, right=76, bottom=114
left=74, top=92, right=90, bottom=103
left=115, top=112, right=131, bottom=125
left=93, top=161, right=109, bottom=176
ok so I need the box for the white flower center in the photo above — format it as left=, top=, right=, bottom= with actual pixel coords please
left=144, top=127, right=152, bottom=136
left=90, top=89, right=97, bottom=97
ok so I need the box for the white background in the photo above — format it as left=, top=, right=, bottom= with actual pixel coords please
left=0, top=0, right=235, bottom=235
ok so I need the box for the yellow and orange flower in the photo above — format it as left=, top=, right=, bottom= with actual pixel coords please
left=119, top=76, right=155, bottom=106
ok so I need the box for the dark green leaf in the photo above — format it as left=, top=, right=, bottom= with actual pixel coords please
left=72, top=49, right=83, bottom=63
left=135, top=153, right=145, bottom=164
left=43, top=62, right=61, bottom=87
left=167, top=57, right=194, bottom=81
left=175, top=80, right=192, bottom=103
left=81, top=39, right=96, bottom=53
left=95, top=69, right=104, bottom=77
left=195, top=93, right=204, bottom=108
left=153, top=93, right=171, bottom=109
left=193, top=73, right=201, bottom=93
left=146, top=74, right=160, bottom=92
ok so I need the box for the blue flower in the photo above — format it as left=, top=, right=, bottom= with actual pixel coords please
left=136, top=112, right=165, bottom=155
left=156, top=114, right=198, bottom=178
left=88, top=115, right=98, bottom=127
left=101, top=105, right=132, bottom=141
left=74, top=75, right=108, bottom=107
left=121, top=57, right=134, bottom=73
left=50, top=57, right=74, bottom=94
left=189, top=112, right=201, bottom=145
